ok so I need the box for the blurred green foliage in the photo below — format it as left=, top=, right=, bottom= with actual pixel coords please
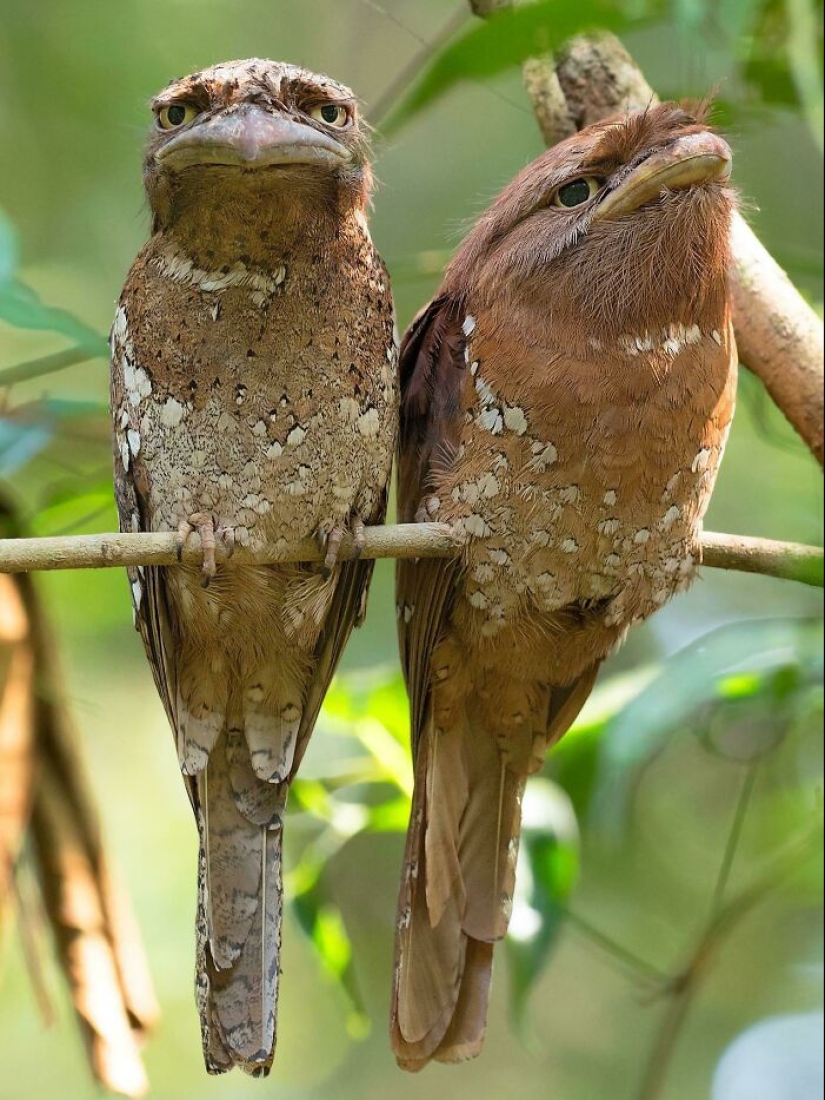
left=0, top=1, right=822, bottom=1098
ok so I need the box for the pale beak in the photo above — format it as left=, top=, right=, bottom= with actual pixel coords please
left=155, top=104, right=352, bottom=171
left=593, top=131, right=732, bottom=222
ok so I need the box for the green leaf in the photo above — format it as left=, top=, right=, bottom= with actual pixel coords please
left=743, top=55, right=799, bottom=109
left=592, top=618, right=824, bottom=831
left=786, top=0, right=825, bottom=152
left=292, top=884, right=370, bottom=1037
left=382, top=0, right=663, bottom=135
left=547, top=668, right=655, bottom=819
left=505, top=779, right=580, bottom=1027
left=0, top=278, right=106, bottom=354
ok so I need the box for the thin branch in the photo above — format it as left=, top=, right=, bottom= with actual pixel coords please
left=0, top=346, right=98, bottom=388
left=564, top=907, right=670, bottom=986
left=730, top=214, right=824, bottom=466
left=370, top=4, right=470, bottom=127
left=701, top=532, right=824, bottom=587
left=0, top=525, right=821, bottom=586
left=710, top=763, right=759, bottom=916
left=0, top=523, right=460, bottom=573
left=636, top=827, right=822, bottom=1100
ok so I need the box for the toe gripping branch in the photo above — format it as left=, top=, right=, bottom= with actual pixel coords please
left=177, top=513, right=235, bottom=586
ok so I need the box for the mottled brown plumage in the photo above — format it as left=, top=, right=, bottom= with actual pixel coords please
left=109, top=59, right=397, bottom=1076
left=393, top=103, right=737, bottom=1070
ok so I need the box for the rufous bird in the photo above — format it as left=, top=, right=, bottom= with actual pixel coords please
left=392, top=102, right=736, bottom=1069
left=110, top=59, right=397, bottom=1075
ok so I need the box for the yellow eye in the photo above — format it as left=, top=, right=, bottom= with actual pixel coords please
left=309, top=103, right=351, bottom=128
left=553, top=177, right=602, bottom=208
left=157, top=103, right=199, bottom=130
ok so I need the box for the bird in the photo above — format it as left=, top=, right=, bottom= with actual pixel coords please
left=109, top=58, right=397, bottom=1076
left=391, top=101, right=737, bottom=1070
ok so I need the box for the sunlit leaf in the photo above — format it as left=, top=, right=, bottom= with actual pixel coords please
left=366, top=795, right=409, bottom=833
left=505, top=779, right=580, bottom=1027
left=382, top=0, right=663, bottom=135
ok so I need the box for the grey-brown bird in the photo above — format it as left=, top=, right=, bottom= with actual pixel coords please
left=110, top=59, right=397, bottom=1076
left=392, top=102, right=737, bottom=1069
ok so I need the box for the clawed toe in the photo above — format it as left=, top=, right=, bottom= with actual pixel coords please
left=322, top=527, right=344, bottom=578
left=218, top=527, right=236, bottom=558
left=177, top=512, right=224, bottom=586
left=352, top=518, right=367, bottom=561
left=318, top=514, right=367, bottom=577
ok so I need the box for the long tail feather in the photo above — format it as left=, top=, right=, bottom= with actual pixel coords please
left=391, top=702, right=522, bottom=1070
left=196, top=730, right=284, bottom=1076
left=392, top=667, right=599, bottom=1071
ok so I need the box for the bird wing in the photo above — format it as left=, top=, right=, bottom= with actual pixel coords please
left=289, top=486, right=389, bottom=780
left=396, top=296, right=467, bottom=755
left=110, top=345, right=182, bottom=777
left=393, top=299, right=604, bottom=1070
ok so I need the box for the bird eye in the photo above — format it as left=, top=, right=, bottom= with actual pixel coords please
left=310, top=103, right=351, bottom=128
left=157, top=103, right=199, bottom=130
left=553, top=177, right=602, bottom=208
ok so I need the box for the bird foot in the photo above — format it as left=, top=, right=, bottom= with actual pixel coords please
left=414, top=495, right=440, bottom=524
left=317, top=514, right=367, bottom=578
left=177, top=513, right=234, bottom=586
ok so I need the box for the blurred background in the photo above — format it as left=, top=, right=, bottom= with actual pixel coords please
left=0, top=1, right=822, bottom=1099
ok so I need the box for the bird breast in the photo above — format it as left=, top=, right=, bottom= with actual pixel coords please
left=111, top=231, right=397, bottom=545
left=431, top=315, right=737, bottom=641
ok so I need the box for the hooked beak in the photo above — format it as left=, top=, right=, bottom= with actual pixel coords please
left=155, top=104, right=352, bottom=172
left=593, top=131, right=732, bottom=222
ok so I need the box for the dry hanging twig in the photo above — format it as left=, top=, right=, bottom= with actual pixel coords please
left=0, top=497, right=158, bottom=1099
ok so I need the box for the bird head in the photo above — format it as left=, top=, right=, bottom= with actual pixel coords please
left=444, top=102, right=735, bottom=339
left=143, top=59, right=372, bottom=237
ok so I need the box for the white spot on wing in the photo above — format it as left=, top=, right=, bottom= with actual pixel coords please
left=478, top=408, right=503, bottom=434
left=660, top=505, right=682, bottom=530
left=692, top=448, right=712, bottom=473
left=503, top=405, right=528, bottom=435
left=357, top=409, right=380, bottom=438
left=160, top=398, right=185, bottom=429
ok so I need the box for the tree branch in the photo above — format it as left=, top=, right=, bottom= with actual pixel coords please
left=0, top=526, right=821, bottom=587
left=465, top=12, right=825, bottom=467
left=0, top=346, right=96, bottom=388
left=701, top=532, right=823, bottom=587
